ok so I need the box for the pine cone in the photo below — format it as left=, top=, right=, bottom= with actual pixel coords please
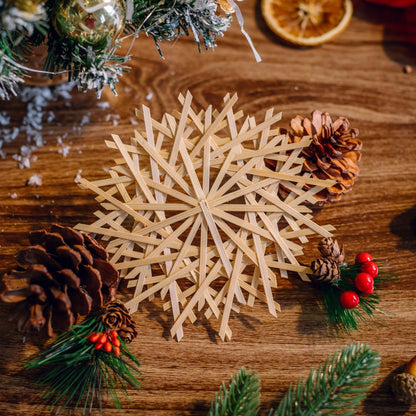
left=290, top=110, right=362, bottom=203
left=101, top=301, right=137, bottom=343
left=118, top=325, right=137, bottom=343
left=318, top=237, right=345, bottom=265
left=0, top=224, right=120, bottom=337
left=310, top=257, right=340, bottom=285
left=392, top=373, right=416, bottom=404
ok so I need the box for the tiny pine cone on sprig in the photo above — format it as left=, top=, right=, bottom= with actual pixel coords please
left=100, top=301, right=137, bottom=343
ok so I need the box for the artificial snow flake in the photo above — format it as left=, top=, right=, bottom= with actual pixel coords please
left=76, top=92, right=335, bottom=341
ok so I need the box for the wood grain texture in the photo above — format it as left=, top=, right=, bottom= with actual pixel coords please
left=0, top=0, right=415, bottom=414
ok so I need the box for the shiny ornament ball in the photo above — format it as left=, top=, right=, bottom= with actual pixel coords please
left=355, top=252, right=373, bottom=264
left=354, top=272, right=374, bottom=294
left=53, top=0, right=126, bottom=46
left=339, top=291, right=359, bottom=309
left=360, top=260, right=378, bottom=278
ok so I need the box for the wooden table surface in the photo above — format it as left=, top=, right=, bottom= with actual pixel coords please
left=0, top=1, right=415, bottom=415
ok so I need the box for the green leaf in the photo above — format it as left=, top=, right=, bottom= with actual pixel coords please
left=209, top=367, right=260, bottom=416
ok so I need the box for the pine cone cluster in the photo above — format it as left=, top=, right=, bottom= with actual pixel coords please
left=290, top=111, right=362, bottom=203
left=310, top=237, right=345, bottom=285
left=0, top=225, right=120, bottom=337
left=101, top=301, right=137, bottom=343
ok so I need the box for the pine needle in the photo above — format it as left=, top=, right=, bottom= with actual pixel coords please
left=26, top=314, right=143, bottom=414
left=208, top=367, right=260, bottom=416
left=321, top=262, right=394, bottom=332
left=271, top=342, right=380, bottom=416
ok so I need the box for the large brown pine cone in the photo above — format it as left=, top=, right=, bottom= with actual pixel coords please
left=310, top=257, right=340, bottom=285
left=290, top=110, right=362, bottom=202
left=0, top=224, right=120, bottom=337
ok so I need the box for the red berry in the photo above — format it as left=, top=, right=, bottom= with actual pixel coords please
left=354, top=272, right=374, bottom=294
left=94, top=342, right=104, bottom=350
left=112, top=337, right=121, bottom=347
left=99, top=333, right=108, bottom=344
left=355, top=252, right=373, bottom=264
left=340, top=291, right=360, bottom=309
left=360, top=261, right=378, bottom=278
left=104, top=341, right=113, bottom=353
left=113, top=346, right=120, bottom=357
left=87, top=332, right=100, bottom=343
left=109, top=330, right=118, bottom=340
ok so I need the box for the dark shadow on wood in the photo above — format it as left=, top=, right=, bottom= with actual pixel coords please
left=138, top=301, right=173, bottom=341
left=353, top=2, right=416, bottom=65
left=363, top=364, right=411, bottom=416
left=390, top=205, right=416, bottom=253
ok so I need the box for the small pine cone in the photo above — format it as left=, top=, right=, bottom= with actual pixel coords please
left=289, top=110, right=362, bottom=203
left=318, top=237, right=345, bottom=265
left=101, top=301, right=137, bottom=343
left=118, top=325, right=137, bottom=343
left=101, top=301, right=133, bottom=330
left=392, top=373, right=416, bottom=404
left=310, top=257, right=340, bottom=285
left=0, top=224, right=120, bottom=337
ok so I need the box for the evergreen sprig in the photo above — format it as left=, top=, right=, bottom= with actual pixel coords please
left=0, top=54, right=24, bottom=99
left=26, top=313, right=143, bottom=414
left=0, top=0, right=48, bottom=99
left=322, top=262, right=394, bottom=332
left=209, top=367, right=260, bottom=416
left=0, top=0, right=233, bottom=98
left=210, top=343, right=380, bottom=416
left=272, top=342, right=380, bottom=416
left=127, top=0, right=231, bottom=55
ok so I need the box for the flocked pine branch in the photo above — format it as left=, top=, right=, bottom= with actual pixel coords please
left=127, top=0, right=231, bottom=55
left=0, top=0, right=47, bottom=38
left=0, top=0, right=48, bottom=99
left=0, top=53, right=24, bottom=99
left=271, top=342, right=380, bottom=416
left=0, top=0, right=233, bottom=97
left=209, top=367, right=260, bottom=416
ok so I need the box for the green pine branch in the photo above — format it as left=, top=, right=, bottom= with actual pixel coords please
left=271, top=342, right=380, bottom=416
left=26, top=313, right=143, bottom=414
left=127, top=0, right=231, bottom=56
left=209, top=343, right=379, bottom=416
left=209, top=367, right=260, bottom=416
left=0, top=0, right=232, bottom=97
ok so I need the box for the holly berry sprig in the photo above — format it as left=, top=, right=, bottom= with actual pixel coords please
left=339, top=252, right=379, bottom=310
left=311, top=239, right=394, bottom=332
left=87, top=329, right=121, bottom=357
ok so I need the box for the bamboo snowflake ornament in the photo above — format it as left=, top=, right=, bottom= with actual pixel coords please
left=76, top=91, right=335, bottom=341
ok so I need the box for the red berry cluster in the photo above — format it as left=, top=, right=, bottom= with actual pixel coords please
left=339, top=252, right=379, bottom=310
left=87, top=330, right=121, bottom=357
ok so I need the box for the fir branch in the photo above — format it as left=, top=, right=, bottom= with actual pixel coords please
left=271, top=342, right=380, bottom=416
left=208, top=367, right=260, bottom=416
left=127, top=0, right=231, bottom=55
left=0, top=53, right=23, bottom=99
left=26, top=313, right=143, bottom=414
left=44, top=36, right=128, bottom=97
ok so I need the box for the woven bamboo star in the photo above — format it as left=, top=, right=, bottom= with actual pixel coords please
left=76, top=91, right=335, bottom=341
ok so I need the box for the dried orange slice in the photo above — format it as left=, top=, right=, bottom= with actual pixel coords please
left=261, top=0, right=353, bottom=46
